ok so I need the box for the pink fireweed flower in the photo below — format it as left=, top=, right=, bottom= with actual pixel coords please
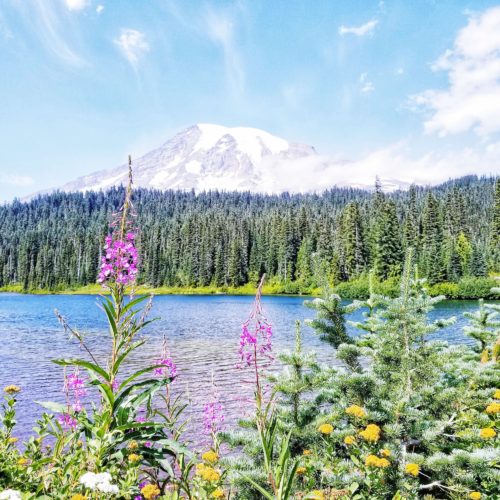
left=154, top=336, right=177, bottom=380
left=58, top=413, right=78, bottom=430
left=203, top=399, right=225, bottom=435
left=202, top=374, right=225, bottom=439
left=63, top=368, right=86, bottom=415
left=98, top=232, right=139, bottom=286
left=153, top=356, right=177, bottom=379
left=237, top=276, right=273, bottom=368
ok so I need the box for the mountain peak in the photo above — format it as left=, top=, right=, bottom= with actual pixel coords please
left=56, top=124, right=318, bottom=194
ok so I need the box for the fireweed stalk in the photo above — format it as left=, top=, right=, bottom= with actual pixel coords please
left=45, top=159, right=173, bottom=498
left=236, top=277, right=299, bottom=498
left=237, top=274, right=273, bottom=419
left=203, top=374, right=225, bottom=452
left=57, top=367, right=86, bottom=430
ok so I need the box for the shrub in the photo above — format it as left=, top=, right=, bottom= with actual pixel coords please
left=457, top=277, right=499, bottom=299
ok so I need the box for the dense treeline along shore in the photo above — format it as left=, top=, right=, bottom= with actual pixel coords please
left=0, top=175, right=499, bottom=298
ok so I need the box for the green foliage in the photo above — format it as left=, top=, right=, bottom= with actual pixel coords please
left=0, top=176, right=497, bottom=294
left=304, top=290, right=352, bottom=349
left=457, top=277, right=500, bottom=299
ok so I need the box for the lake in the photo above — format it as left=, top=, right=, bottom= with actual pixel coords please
left=0, top=293, right=487, bottom=442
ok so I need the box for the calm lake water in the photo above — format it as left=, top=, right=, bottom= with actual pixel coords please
left=0, top=294, right=488, bottom=442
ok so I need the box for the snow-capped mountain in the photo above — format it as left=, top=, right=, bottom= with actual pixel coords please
left=59, top=124, right=319, bottom=194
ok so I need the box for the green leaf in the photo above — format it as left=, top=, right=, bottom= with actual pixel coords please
left=35, top=401, right=66, bottom=413
left=238, top=472, right=274, bottom=500
left=118, top=364, right=166, bottom=391
left=114, top=378, right=166, bottom=412
left=53, top=359, right=110, bottom=382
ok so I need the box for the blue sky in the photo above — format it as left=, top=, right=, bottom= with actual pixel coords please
left=1, top=0, right=500, bottom=200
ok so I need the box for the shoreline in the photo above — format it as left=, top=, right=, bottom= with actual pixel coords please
left=0, top=281, right=498, bottom=300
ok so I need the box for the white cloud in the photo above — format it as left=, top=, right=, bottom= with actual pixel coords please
left=114, top=28, right=149, bottom=67
left=413, top=6, right=500, bottom=137
left=64, top=0, right=91, bottom=11
left=30, top=0, right=84, bottom=65
left=339, top=19, right=378, bottom=37
left=359, top=73, right=374, bottom=93
left=96, top=5, right=104, bottom=14
left=205, top=7, right=244, bottom=94
left=1, top=174, right=35, bottom=187
left=258, top=141, right=499, bottom=193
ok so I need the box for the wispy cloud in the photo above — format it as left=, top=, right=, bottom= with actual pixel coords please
left=1, top=174, right=35, bottom=187
left=359, top=73, right=374, bottom=93
left=114, top=28, right=149, bottom=68
left=24, top=0, right=85, bottom=65
left=339, top=19, right=378, bottom=37
left=412, top=6, right=500, bottom=137
left=64, top=0, right=91, bottom=11
left=96, top=5, right=104, bottom=14
left=204, top=6, right=245, bottom=94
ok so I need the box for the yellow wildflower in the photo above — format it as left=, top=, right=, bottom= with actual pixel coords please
left=202, top=450, right=219, bottom=463
left=211, top=488, right=225, bottom=498
left=71, top=495, right=87, bottom=500
left=128, top=453, right=141, bottom=463
left=76, top=440, right=83, bottom=448
left=141, top=484, right=161, bottom=500
left=127, top=440, right=138, bottom=450
left=8, top=437, right=18, bottom=444
left=365, top=454, right=380, bottom=467
left=494, top=389, right=500, bottom=399
left=469, top=493, right=481, bottom=500
left=380, top=448, right=391, bottom=457
left=196, top=464, right=221, bottom=482
left=485, top=402, right=500, bottom=414
left=302, top=449, right=312, bottom=456
left=479, top=428, right=496, bottom=439
left=344, top=435, right=356, bottom=445
left=296, top=466, right=307, bottom=475
left=17, top=458, right=28, bottom=466
left=318, top=423, right=333, bottom=435
left=308, top=490, right=324, bottom=500
left=345, top=405, right=366, bottom=418
left=365, top=455, right=390, bottom=468
left=405, top=463, right=419, bottom=477
left=3, top=385, right=21, bottom=394
left=359, top=423, right=381, bottom=442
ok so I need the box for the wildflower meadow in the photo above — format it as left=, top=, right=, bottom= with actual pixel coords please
left=1, top=168, right=499, bottom=500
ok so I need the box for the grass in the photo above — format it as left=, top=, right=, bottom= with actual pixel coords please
left=1, top=276, right=498, bottom=299
left=0, top=282, right=321, bottom=296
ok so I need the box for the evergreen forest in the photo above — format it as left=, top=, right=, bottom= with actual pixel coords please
left=0, top=175, right=498, bottom=295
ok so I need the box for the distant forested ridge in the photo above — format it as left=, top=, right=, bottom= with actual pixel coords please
left=0, top=175, right=498, bottom=292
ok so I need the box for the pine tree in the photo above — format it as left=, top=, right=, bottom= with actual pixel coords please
left=373, top=200, right=403, bottom=280
left=456, top=231, right=472, bottom=276
left=421, top=192, right=446, bottom=284
left=469, top=245, right=487, bottom=278
left=304, top=288, right=351, bottom=349
left=403, top=184, right=419, bottom=253
left=268, top=321, right=325, bottom=429
left=340, top=201, right=368, bottom=280
left=295, top=238, right=313, bottom=287
left=490, top=178, right=500, bottom=271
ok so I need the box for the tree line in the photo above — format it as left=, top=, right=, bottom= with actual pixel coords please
left=0, top=175, right=498, bottom=291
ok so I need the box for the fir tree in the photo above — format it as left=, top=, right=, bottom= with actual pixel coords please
left=304, top=288, right=351, bottom=349
left=373, top=200, right=403, bottom=280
